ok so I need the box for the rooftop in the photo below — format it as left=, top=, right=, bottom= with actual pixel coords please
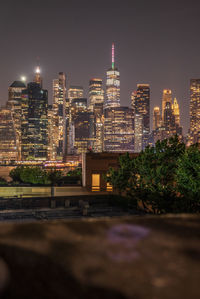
left=9, top=81, right=26, bottom=88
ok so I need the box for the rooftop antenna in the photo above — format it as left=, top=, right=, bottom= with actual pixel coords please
left=112, top=43, right=115, bottom=69
left=35, top=56, right=41, bottom=74
left=34, top=56, right=42, bottom=87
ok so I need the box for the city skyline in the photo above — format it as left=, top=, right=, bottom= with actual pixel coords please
left=0, top=52, right=195, bottom=136
left=0, top=55, right=194, bottom=135
left=1, top=1, right=200, bottom=134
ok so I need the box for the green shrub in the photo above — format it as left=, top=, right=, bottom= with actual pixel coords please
left=10, top=166, right=50, bottom=185
left=47, top=169, right=63, bottom=186
left=67, top=168, right=82, bottom=178
left=0, top=177, right=7, bottom=185
left=10, top=166, right=24, bottom=183
left=176, top=144, right=200, bottom=212
left=106, top=136, right=200, bottom=214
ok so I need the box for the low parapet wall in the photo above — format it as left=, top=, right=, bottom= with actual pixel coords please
left=0, top=186, right=92, bottom=199
left=0, top=187, right=51, bottom=198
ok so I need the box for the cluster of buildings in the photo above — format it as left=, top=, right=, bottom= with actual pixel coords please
left=0, top=44, right=199, bottom=163
left=151, top=90, right=182, bottom=145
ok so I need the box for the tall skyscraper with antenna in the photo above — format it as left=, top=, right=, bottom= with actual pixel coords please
left=105, top=43, right=120, bottom=109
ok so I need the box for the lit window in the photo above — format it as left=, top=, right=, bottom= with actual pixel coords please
left=92, top=174, right=100, bottom=192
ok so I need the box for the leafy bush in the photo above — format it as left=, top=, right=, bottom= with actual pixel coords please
left=67, top=168, right=82, bottom=178
left=176, top=144, right=200, bottom=212
left=0, top=177, right=7, bottom=185
left=9, top=166, right=81, bottom=186
left=47, top=169, right=63, bottom=186
left=10, top=166, right=50, bottom=185
left=132, top=136, right=185, bottom=213
left=107, top=136, right=200, bottom=214
left=10, top=166, right=24, bottom=183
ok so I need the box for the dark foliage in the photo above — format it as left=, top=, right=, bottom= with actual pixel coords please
left=0, top=177, right=7, bottom=185
left=107, top=136, right=200, bottom=214
left=9, top=166, right=82, bottom=186
left=10, top=166, right=49, bottom=185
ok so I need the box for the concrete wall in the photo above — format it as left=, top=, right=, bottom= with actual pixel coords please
left=0, top=187, right=51, bottom=198
left=0, top=186, right=92, bottom=198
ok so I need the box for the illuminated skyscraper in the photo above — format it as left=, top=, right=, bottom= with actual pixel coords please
left=21, top=82, right=48, bottom=161
left=7, top=80, right=26, bottom=160
left=93, top=103, right=104, bottom=152
left=153, top=92, right=182, bottom=144
left=89, top=79, right=104, bottom=111
left=153, top=107, right=161, bottom=130
left=88, top=79, right=104, bottom=151
left=189, top=79, right=200, bottom=144
left=70, top=98, right=88, bottom=125
left=52, top=72, right=67, bottom=160
left=134, top=114, right=143, bottom=153
left=104, top=107, right=134, bottom=152
left=172, top=97, right=180, bottom=127
left=67, top=86, right=84, bottom=154
left=153, top=97, right=176, bottom=142
left=47, top=104, right=54, bottom=160
left=105, top=44, right=120, bottom=109
left=131, top=91, right=137, bottom=115
left=163, top=101, right=176, bottom=134
left=72, top=100, right=94, bottom=154
left=0, top=107, right=18, bottom=162
left=8, top=81, right=26, bottom=108
left=68, top=86, right=84, bottom=102
left=73, top=114, right=94, bottom=154
left=134, top=84, right=150, bottom=150
left=162, top=89, right=172, bottom=122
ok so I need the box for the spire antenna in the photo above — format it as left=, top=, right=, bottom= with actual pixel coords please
left=35, top=56, right=41, bottom=74
left=112, top=43, right=115, bottom=69
left=34, top=56, right=42, bottom=87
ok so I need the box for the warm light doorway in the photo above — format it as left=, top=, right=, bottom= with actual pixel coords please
left=92, top=174, right=100, bottom=191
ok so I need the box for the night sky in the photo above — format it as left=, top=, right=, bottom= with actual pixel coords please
left=0, top=0, right=200, bottom=134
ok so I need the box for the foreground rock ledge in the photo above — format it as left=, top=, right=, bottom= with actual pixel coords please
left=0, top=215, right=199, bottom=299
